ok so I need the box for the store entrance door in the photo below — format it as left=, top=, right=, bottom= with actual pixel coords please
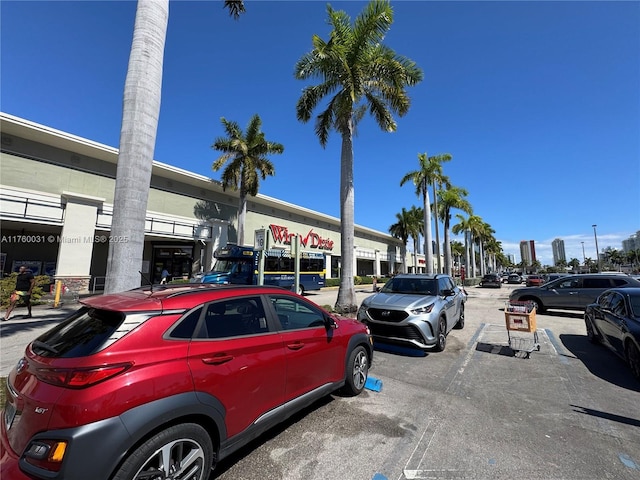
left=152, top=245, right=194, bottom=283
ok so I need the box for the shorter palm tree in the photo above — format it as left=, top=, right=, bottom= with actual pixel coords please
left=436, top=185, right=471, bottom=276
left=212, top=114, right=284, bottom=245
left=389, top=208, right=412, bottom=274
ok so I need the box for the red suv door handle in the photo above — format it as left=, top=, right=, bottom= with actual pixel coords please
left=287, top=342, right=304, bottom=351
left=202, top=355, right=234, bottom=365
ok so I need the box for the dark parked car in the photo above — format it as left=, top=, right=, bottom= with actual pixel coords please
left=480, top=273, right=502, bottom=288
left=526, top=274, right=546, bottom=287
left=357, top=274, right=466, bottom=351
left=584, top=287, right=640, bottom=381
left=509, top=273, right=640, bottom=313
left=0, top=284, right=373, bottom=480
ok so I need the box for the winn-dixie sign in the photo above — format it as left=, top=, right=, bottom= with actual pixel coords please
left=269, top=224, right=334, bottom=251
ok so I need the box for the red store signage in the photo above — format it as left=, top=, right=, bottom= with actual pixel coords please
left=269, top=224, right=334, bottom=251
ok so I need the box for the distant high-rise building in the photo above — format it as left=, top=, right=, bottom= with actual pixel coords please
left=622, top=231, right=640, bottom=253
left=507, top=253, right=516, bottom=265
left=519, top=240, right=537, bottom=266
left=552, top=238, right=566, bottom=265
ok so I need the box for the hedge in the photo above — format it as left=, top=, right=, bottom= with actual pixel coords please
left=1, top=273, right=51, bottom=309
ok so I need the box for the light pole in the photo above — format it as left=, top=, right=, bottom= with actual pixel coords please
left=581, top=241, right=586, bottom=271
left=592, top=224, right=600, bottom=272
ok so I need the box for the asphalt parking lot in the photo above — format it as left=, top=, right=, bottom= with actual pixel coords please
left=1, top=284, right=639, bottom=480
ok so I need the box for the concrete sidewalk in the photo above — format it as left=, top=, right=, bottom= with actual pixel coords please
left=1, top=303, right=79, bottom=375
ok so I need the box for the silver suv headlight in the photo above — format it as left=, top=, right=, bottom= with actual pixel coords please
left=411, top=303, right=435, bottom=315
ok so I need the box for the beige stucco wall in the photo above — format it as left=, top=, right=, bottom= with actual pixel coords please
left=1, top=152, right=116, bottom=201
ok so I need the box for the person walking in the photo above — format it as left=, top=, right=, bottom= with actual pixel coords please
left=4, top=265, right=36, bottom=320
left=160, top=268, right=170, bottom=285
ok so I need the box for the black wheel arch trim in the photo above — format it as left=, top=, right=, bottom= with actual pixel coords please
left=19, top=392, right=227, bottom=480
left=346, top=333, right=373, bottom=369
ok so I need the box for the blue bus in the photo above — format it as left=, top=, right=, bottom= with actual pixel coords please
left=200, top=244, right=325, bottom=294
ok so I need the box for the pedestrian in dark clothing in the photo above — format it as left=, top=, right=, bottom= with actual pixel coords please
left=4, top=265, right=36, bottom=320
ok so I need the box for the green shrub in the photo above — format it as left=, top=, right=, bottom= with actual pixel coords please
left=325, top=278, right=340, bottom=287
left=1, top=273, right=50, bottom=309
left=324, top=277, right=387, bottom=288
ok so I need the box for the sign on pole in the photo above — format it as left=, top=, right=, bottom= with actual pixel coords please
left=254, top=229, right=266, bottom=251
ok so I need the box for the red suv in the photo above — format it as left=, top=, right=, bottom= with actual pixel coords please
left=1, top=284, right=373, bottom=480
left=526, top=275, right=546, bottom=287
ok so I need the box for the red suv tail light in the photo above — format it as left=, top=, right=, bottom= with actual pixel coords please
left=35, top=363, right=132, bottom=388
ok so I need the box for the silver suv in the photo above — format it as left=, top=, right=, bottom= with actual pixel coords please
left=509, top=273, right=640, bottom=313
left=357, top=274, right=466, bottom=351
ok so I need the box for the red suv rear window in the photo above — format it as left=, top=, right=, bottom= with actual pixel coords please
left=33, top=307, right=126, bottom=358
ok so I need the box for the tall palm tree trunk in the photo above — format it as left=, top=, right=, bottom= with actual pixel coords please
left=105, top=0, right=168, bottom=294
left=423, top=181, right=433, bottom=275
left=335, top=125, right=357, bottom=313
left=443, top=217, right=451, bottom=275
left=470, top=234, right=477, bottom=278
left=432, top=180, right=441, bottom=273
left=464, top=231, right=471, bottom=279
left=237, top=190, right=247, bottom=245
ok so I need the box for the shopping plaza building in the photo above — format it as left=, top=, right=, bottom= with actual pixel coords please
left=1, top=113, right=430, bottom=293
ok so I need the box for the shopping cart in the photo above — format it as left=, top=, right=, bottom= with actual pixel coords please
left=504, top=300, right=540, bottom=358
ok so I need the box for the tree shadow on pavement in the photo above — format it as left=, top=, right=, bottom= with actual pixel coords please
left=0, top=312, right=74, bottom=339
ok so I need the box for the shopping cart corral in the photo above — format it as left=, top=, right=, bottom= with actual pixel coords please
left=504, top=300, right=540, bottom=358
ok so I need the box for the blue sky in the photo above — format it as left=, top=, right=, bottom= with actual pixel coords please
left=2, top=0, right=639, bottom=266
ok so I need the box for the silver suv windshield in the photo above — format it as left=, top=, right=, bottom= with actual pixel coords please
left=380, top=277, right=436, bottom=295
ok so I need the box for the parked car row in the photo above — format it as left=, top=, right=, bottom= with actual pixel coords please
left=1, top=272, right=469, bottom=480
left=3, top=271, right=638, bottom=480
left=509, top=273, right=640, bottom=313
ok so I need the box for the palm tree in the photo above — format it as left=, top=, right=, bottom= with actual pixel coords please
left=389, top=207, right=412, bottom=274
left=452, top=214, right=472, bottom=279
left=626, top=248, right=640, bottom=271
left=407, top=206, right=424, bottom=273
left=466, top=215, right=486, bottom=278
left=400, top=152, right=451, bottom=275
left=429, top=158, right=451, bottom=273
left=484, top=237, right=502, bottom=273
left=495, top=251, right=509, bottom=271
left=436, top=185, right=471, bottom=276
left=450, top=240, right=465, bottom=276
left=105, top=0, right=245, bottom=294
left=295, top=0, right=422, bottom=313
left=212, top=115, right=284, bottom=246
left=475, top=221, right=496, bottom=276
left=568, top=258, right=580, bottom=272
left=605, top=248, right=624, bottom=271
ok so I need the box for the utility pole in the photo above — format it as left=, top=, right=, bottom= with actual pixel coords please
left=592, top=225, right=601, bottom=272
